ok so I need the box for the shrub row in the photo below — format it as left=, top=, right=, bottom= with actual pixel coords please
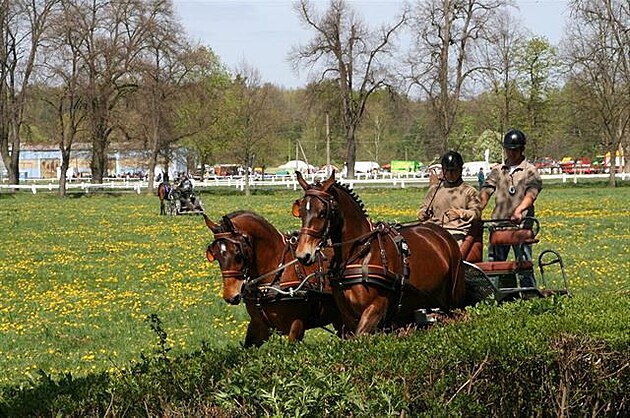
left=1, top=294, right=628, bottom=417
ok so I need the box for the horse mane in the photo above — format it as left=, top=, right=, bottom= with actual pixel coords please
left=221, top=210, right=278, bottom=234
left=331, top=181, right=368, bottom=217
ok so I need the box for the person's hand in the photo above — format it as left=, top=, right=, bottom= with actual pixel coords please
left=445, top=208, right=465, bottom=221
left=428, top=169, right=441, bottom=186
left=510, top=208, right=525, bottom=223
left=417, top=210, right=430, bottom=221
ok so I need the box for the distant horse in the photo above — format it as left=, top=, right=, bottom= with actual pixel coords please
left=203, top=211, right=342, bottom=347
left=157, top=182, right=170, bottom=215
left=292, top=171, right=470, bottom=335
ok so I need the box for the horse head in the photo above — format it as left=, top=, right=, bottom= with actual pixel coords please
left=203, top=213, right=254, bottom=305
left=293, top=171, right=340, bottom=265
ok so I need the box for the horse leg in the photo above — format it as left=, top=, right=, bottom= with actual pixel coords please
left=355, top=300, right=389, bottom=335
left=160, top=199, right=165, bottom=215
left=244, top=320, right=270, bottom=348
left=287, top=319, right=306, bottom=342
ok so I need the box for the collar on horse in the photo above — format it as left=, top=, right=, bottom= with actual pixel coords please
left=213, top=230, right=328, bottom=305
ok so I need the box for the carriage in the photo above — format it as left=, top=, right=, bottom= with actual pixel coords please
left=204, top=171, right=571, bottom=342
left=459, top=217, right=571, bottom=305
left=159, top=178, right=204, bottom=216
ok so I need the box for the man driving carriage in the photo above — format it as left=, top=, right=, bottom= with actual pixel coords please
left=175, top=174, right=203, bottom=212
left=417, top=150, right=482, bottom=247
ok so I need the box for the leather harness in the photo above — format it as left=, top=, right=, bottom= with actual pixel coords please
left=301, top=188, right=412, bottom=313
left=211, top=230, right=332, bottom=328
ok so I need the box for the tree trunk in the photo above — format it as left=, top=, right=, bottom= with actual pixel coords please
left=244, top=171, right=250, bottom=196
left=345, top=125, right=357, bottom=179
left=147, top=150, right=158, bottom=195
left=8, top=135, right=19, bottom=185
left=58, top=148, right=72, bottom=197
left=90, top=137, right=107, bottom=184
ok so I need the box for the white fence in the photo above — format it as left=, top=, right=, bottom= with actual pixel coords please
left=1, top=172, right=628, bottom=194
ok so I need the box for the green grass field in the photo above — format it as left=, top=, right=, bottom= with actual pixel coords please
left=0, top=184, right=628, bottom=389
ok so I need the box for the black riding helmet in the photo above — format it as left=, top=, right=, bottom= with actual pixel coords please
left=503, top=129, right=527, bottom=149
left=440, top=150, right=464, bottom=170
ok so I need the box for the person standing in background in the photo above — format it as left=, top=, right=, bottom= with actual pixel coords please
left=477, top=167, right=485, bottom=191
left=479, top=129, right=542, bottom=287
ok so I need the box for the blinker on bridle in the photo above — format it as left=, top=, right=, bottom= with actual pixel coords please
left=300, top=188, right=337, bottom=245
left=209, top=231, right=252, bottom=281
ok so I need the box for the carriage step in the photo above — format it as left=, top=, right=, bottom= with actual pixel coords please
left=414, top=308, right=443, bottom=326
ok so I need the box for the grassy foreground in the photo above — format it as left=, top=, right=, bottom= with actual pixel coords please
left=0, top=184, right=628, bottom=416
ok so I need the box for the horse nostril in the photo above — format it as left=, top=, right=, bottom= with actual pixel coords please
left=298, top=253, right=313, bottom=266
left=224, top=294, right=241, bottom=305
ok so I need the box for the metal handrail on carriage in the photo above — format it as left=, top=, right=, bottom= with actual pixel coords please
left=463, top=216, right=571, bottom=304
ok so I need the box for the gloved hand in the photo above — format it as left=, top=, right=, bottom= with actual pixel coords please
left=417, top=210, right=430, bottom=221
left=445, top=208, right=466, bottom=221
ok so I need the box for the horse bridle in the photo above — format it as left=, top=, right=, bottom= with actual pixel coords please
left=299, top=188, right=338, bottom=247
left=209, top=231, right=305, bottom=287
left=207, top=231, right=254, bottom=282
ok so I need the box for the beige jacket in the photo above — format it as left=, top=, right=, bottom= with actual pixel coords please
left=417, top=180, right=481, bottom=236
left=481, top=158, right=542, bottom=219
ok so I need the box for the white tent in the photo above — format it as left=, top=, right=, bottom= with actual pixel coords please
left=277, top=160, right=316, bottom=173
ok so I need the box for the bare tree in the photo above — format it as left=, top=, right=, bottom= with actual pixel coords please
left=564, top=0, right=630, bottom=186
left=406, top=0, right=510, bottom=152
left=69, top=0, right=156, bottom=183
left=41, top=0, right=89, bottom=196
left=132, top=0, right=205, bottom=193
left=0, top=0, right=59, bottom=186
left=291, top=0, right=406, bottom=179
left=227, top=64, right=279, bottom=196
left=477, top=9, right=526, bottom=134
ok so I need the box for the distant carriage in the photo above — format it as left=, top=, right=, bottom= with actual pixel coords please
left=158, top=178, right=203, bottom=216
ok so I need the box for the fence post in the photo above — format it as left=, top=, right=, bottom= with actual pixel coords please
left=32, top=184, right=37, bottom=194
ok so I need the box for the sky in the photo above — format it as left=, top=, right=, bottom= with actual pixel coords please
left=172, top=0, right=569, bottom=89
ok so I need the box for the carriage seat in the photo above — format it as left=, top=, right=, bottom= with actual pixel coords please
left=488, top=228, right=539, bottom=246
left=474, top=225, right=538, bottom=275
left=474, top=260, right=533, bottom=274
left=460, top=219, right=483, bottom=263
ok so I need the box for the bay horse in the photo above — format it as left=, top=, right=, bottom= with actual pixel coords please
left=157, top=182, right=170, bottom=215
left=292, top=171, right=470, bottom=335
left=203, top=211, right=342, bottom=347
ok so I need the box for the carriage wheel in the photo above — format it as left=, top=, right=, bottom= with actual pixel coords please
left=167, top=199, right=178, bottom=216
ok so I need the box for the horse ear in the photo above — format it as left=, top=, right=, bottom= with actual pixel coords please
left=295, top=171, right=310, bottom=190
left=321, top=170, right=336, bottom=191
left=202, top=213, right=219, bottom=231
left=222, top=215, right=235, bottom=232
left=292, top=199, right=302, bottom=217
